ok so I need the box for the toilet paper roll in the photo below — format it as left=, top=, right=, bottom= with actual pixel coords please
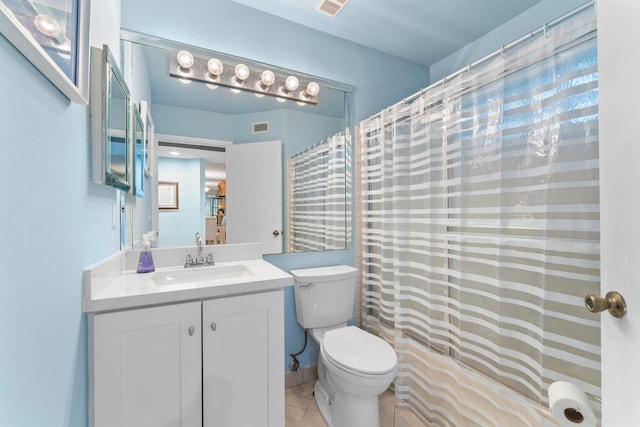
left=548, top=381, right=596, bottom=427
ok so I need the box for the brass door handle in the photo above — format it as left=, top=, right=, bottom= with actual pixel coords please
left=584, top=291, right=626, bottom=318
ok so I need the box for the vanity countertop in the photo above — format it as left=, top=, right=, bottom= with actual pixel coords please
left=83, top=244, right=292, bottom=313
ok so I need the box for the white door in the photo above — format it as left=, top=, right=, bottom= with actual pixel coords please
left=202, top=291, right=284, bottom=427
left=598, top=3, right=640, bottom=426
left=91, top=302, right=202, bottom=427
left=226, top=140, right=283, bottom=254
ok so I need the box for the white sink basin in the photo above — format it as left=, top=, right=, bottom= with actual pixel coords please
left=153, top=264, right=254, bottom=286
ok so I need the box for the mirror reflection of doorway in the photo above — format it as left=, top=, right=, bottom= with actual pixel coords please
left=155, top=137, right=283, bottom=254
left=157, top=138, right=227, bottom=248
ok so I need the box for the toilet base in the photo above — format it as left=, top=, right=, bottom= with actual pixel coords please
left=313, top=380, right=381, bottom=427
left=314, top=381, right=333, bottom=427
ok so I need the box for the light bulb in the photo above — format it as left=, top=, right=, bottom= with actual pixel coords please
left=207, top=58, right=223, bottom=76
left=285, top=76, right=299, bottom=92
left=255, top=70, right=275, bottom=94
left=234, top=64, right=250, bottom=81
left=206, top=83, right=218, bottom=90
left=261, top=70, right=275, bottom=87
left=176, top=50, right=194, bottom=69
left=305, top=82, right=320, bottom=97
left=34, top=14, right=61, bottom=38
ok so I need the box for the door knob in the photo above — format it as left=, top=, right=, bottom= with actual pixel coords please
left=272, top=230, right=281, bottom=236
left=584, top=291, right=627, bottom=318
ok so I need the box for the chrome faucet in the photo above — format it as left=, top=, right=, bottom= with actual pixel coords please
left=195, top=232, right=204, bottom=263
left=178, top=232, right=214, bottom=268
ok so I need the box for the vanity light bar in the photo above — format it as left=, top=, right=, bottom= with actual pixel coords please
left=169, top=52, right=319, bottom=105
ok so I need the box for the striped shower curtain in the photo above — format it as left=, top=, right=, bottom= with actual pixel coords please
left=358, top=5, right=599, bottom=426
left=288, top=131, right=351, bottom=252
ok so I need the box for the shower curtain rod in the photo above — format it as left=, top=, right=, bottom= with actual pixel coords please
left=365, top=0, right=595, bottom=122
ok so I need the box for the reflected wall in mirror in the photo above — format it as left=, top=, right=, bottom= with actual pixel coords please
left=121, top=30, right=353, bottom=253
left=90, top=44, right=131, bottom=191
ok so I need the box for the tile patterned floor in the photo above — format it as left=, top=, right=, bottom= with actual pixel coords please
left=285, top=381, right=428, bottom=427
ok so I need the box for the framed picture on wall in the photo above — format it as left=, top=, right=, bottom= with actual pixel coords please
left=0, top=0, right=90, bottom=103
left=158, top=181, right=179, bottom=210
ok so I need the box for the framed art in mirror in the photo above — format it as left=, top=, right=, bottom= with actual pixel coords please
left=0, top=0, right=90, bottom=103
left=158, top=182, right=179, bottom=210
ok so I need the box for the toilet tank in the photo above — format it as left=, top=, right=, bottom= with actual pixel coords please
left=290, top=265, right=359, bottom=329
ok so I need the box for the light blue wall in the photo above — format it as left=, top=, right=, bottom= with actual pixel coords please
left=0, top=35, right=120, bottom=426
left=0, top=0, right=125, bottom=423
left=158, top=157, right=206, bottom=246
left=235, top=109, right=288, bottom=142
left=234, top=109, right=344, bottom=156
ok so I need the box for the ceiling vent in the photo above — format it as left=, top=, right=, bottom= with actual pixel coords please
left=316, top=0, right=349, bottom=17
left=253, top=121, right=270, bottom=134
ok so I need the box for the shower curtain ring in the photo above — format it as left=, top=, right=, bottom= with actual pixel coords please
left=501, top=45, right=507, bottom=58
left=543, top=23, right=549, bottom=38
left=442, top=76, right=447, bottom=87
left=467, top=63, right=473, bottom=75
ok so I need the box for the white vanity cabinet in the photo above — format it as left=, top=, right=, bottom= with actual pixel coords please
left=91, top=301, right=202, bottom=427
left=203, top=291, right=284, bottom=427
left=89, top=290, right=284, bottom=427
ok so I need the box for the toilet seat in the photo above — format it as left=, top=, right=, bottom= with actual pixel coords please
left=321, top=326, right=397, bottom=376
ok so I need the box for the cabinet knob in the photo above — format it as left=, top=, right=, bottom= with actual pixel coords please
left=272, top=230, right=280, bottom=237
left=188, top=326, right=195, bottom=336
left=210, top=322, right=217, bottom=331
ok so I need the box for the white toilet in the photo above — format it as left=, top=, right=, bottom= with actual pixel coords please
left=291, top=265, right=397, bottom=427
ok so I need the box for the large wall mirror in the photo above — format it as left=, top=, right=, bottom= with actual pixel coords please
left=121, top=30, right=353, bottom=254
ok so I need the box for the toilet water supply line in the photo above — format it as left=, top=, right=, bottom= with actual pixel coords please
left=289, top=330, right=308, bottom=371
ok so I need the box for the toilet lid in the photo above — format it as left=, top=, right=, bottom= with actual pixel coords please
left=322, top=326, right=397, bottom=375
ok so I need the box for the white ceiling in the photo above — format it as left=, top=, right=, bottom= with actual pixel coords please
left=230, top=0, right=543, bottom=66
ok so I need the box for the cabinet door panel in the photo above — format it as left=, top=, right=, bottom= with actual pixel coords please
left=203, top=290, right=284, bottom=427
left=92, top=302, right=201, bottom=427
